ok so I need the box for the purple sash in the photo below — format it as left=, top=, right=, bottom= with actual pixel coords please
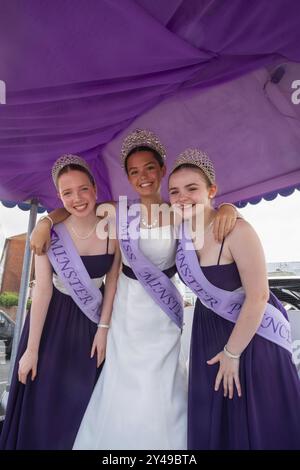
left=47, top=223, right=103, bottom=324
left=116, top=201, right=183, bottom=329
left=176, top=223, right=292, bottom=353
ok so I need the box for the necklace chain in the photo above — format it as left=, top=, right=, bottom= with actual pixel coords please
left=70, top=221, right=98, bottom=240
left=140, top=217, right=158, bottom=229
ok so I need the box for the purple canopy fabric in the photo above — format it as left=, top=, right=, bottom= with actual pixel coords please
left=0, top=0, right=300, bottom=209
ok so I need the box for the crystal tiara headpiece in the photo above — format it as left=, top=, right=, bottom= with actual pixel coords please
left=52, top=154, right=93, bottom=186
left=172, top=148, right=216, bottom=184
left=120, top=129, right=166, bottom=168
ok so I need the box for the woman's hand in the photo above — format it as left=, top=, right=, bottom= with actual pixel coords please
left=18, top=349, right=38, bottom=384
left=207, top=351, right=242, bottom=399
left=30, top=220, right=52, bottom=255
left=91, top=327, right=109, bottom=368
left=213, top=204, right=238, bottom=242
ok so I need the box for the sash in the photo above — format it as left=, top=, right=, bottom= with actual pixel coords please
left=116, top=200, right=183, bottom=329
left=176, top=222, right=292, bottom=353
left=47, top=223, right=103, bottom=324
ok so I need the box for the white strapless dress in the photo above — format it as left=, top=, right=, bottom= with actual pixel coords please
left=73, top=226, right=187, bottom=450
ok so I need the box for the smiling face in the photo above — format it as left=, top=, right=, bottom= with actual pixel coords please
left=126, top=150, right=166, bottom=197
left=168, top=166, right=217, bottom=214
left=57, top=169, right=97, bottom=217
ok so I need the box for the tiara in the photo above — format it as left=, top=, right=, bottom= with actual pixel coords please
left=172, top=149, right=215, bottom=184
left=52, top=154, right=93, bottom=186
left=120, top=129, right=166, bottom=168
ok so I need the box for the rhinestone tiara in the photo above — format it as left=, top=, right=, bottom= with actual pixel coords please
left=172, top=148, right=216, bottom=184
left=120, top=129, right=166, bottom=168
left=52, top=154, right=93, bottom=186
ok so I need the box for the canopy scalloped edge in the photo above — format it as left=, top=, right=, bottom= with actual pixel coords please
left=235, top=184, right=300, bottom=208
left=1, top=184, right=299, bottom=213
left=0, top=200, right=47, bottom=213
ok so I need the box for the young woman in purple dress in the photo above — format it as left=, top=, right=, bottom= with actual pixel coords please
left=0, top=155, right=120, bottom=449
left=168, top=148, right=300, bottom=450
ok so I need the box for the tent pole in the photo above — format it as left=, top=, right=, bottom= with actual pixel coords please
left=3, top=199, right=38, bottom=404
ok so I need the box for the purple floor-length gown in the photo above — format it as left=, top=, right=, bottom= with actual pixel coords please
left=0, top=253, right=113, bottom=450
left=188, top=262, right=300, bottom=450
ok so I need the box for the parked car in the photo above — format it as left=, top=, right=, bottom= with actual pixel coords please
left=0, top=310, right=15, bottom=360
left=268, top=276, right=300, bottom=310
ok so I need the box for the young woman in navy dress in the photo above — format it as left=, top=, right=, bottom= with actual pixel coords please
left=168, top=149, right=300, bottom=450
left=0, top=155, right=120, bottom=449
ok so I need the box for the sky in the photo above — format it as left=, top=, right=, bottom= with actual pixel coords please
left=0, top=191, right=300, bottom=263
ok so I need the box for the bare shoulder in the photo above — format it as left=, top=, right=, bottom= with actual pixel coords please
left=227, top=218, right=259, bottom=244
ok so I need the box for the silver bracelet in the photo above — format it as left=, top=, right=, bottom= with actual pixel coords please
left=223, top=344, right=240, bottom=359
left=39, top=215, right=54, bottom=229
left=97, top=323, right=110, bottom=329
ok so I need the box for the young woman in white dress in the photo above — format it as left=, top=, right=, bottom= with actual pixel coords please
left=73, top=130, right=238, bottom=450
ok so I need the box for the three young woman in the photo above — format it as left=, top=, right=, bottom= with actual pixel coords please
left=27, top=130, right=236, bottom=450
left=3, top=133, right=297, bottom=450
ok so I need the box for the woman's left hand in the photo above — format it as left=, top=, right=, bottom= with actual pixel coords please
left=207, top=351, right=242, bottom=399
left=91, top=328, right=109, bottom=368
left=213, top=205, right=238, bottom=242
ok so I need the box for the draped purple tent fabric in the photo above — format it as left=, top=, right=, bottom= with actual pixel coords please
left=0, top=0, right=300, bottom=210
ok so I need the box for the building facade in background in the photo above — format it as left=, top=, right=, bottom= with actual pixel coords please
left=0, top=233, right=34, bottom=293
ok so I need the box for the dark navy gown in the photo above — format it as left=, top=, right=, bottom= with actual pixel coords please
left=0, top=252, right=114, bottom=450
left=188, top=242, right=300, bottom=450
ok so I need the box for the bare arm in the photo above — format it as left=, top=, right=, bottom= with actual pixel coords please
left=225, top=219, right=269, bottom=355
left=31, top=200, right=118, bottom=255
left=30, top=208, right=70, bottom=255
left=91, top=239, right=121, bottom=367
left=18, top=254, right=53, bottom=384
left=207, top=219, right=269, bottom=398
